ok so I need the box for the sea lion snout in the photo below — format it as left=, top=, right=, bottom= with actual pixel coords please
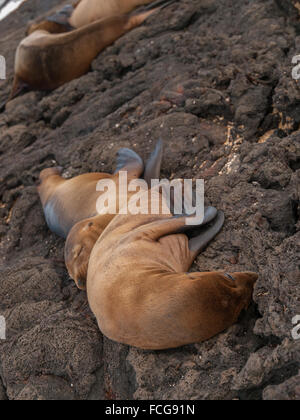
left=228, top=271, right=259, bottom=310
left=65, top=218, right=103, bottom=290
left=224, top=271, right=258, bottom=284
left=232, top=271, right=259, bottom=285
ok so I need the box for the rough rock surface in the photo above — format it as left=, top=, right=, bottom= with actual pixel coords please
left=0, top=0, right=299, bottom=400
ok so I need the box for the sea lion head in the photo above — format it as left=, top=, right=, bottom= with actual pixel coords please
left=223, top=271, right=259, bottom=310
left=65, top=218, right=103, bottom=290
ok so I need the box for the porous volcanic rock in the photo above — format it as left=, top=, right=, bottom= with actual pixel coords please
left=0, top=0, right=299, bottom=400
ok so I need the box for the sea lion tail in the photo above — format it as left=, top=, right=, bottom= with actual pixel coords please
left=144, top=139, right=164, bottom=186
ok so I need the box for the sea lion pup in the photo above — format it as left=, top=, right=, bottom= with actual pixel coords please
left=64, top=140, right=164, bottom=290
left=38, top=147, right=145, bottom=239
left=86, top=191, right=258, bottom=350
left=9, top=5, right=161, bottom=100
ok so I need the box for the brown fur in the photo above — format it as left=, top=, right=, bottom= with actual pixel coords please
left=26, top=20, right=72, bottom=36
left=86, top=192, right=258, bottom=350
left=12, top=9, right=155, bottom=94
left=69, top=0, right=155, bottom=28
left=38, top=157, right=145, bottom=288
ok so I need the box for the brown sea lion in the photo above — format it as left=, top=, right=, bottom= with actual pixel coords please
left=38, top=148, right=145, bottom=239
left=9, top=6, right=158, bottom=100
left=69, top=0, right=162, bottom=28
left=64, top=140, right=163, bottom=289
left=26, top=0, right=162, bottom=35
left=86, top=190, right=258, bottom=350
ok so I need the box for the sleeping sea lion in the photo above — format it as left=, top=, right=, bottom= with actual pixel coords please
left=64, top=140, right=163, bottom=289
left=86, top=190, right=258, bottom=349
left=9, top=5, right=162, bottom=100
left=69, top=0, right=166, bottom=28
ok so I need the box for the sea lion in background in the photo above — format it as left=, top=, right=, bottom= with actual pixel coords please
left=64, top=140, right=163, bottom=289
left=69, top=0, right=163, bottom=28
left=26, top=0, right=173, bottom=35
left=86, top=191, right=258, bottom=350
left=9, top=4, right=163, bottom=100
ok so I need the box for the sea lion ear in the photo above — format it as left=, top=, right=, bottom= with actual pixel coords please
left=114, top=148, right=144, bottom=178
left=143, top=139, right=164, bottom=186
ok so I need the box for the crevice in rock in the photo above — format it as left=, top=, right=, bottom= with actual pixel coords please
left=238, top=362, right=299, bottom=401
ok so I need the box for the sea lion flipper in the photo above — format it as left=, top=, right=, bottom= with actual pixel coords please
left=144, top=139, right=163, bottom=186
left=137, top=206, right=219, bottom=241
left=202, top=206, right=218, bottom=225
left=142, top=0, right=178, bottom=12
left=188, top=211, right=225, bottom=256
left=47, top=5, right=75, bottom=26
left=114, top=148, right=144, bottom=178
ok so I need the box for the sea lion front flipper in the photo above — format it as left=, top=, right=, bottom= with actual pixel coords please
left=144, top=139, right=163, bottom=186
left=114, top=148, right=144, bottom=178
left=188, top=211, right=225, bottom=257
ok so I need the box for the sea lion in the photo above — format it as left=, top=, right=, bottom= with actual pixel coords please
left=38, top=148, right=145, bottom=239
left=26, top=0, right=173, bottom=35
left=69, top=0, right=163, bottom=28
left=9, top=6, right=158, bottom=99
left=86, top=190, right=258, bottom=350
left=64, top=140, right=163, bottom=289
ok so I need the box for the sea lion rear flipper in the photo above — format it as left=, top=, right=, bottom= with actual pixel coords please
left=141, top=0, right=178, bottom=12
left=188, top=211, right=225, bottom=256
left=144, top=139, right=163, bottom=186
left=138, top=206, right=219, bottom=240
left=114, top=148, right=144, bottom=178
left=47, top=4, right=75, bottom=26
